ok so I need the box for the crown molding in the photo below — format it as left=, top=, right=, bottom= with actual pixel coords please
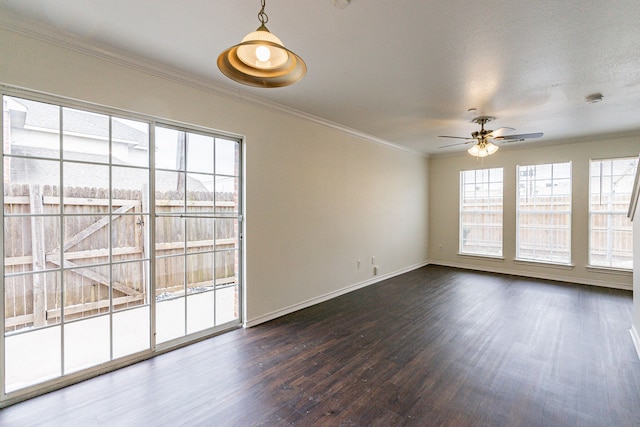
left=0, top=8, right=425, bottom=158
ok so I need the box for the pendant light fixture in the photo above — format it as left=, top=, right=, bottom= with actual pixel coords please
left=217, top=0, right=306, bottom=88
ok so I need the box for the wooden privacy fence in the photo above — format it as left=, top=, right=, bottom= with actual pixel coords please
left=461, top=194, right=633, bottom=261
left=4, top=184, right=238, bottom=332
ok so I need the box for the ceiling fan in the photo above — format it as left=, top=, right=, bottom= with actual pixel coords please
left=438, top=116, right=543, bottom=157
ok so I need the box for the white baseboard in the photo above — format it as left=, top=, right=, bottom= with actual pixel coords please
left=631, top=326, right=640, bottom=362
left=428, top=260, right=633, bottom=291
left=243, top=261, right=429, bottom=328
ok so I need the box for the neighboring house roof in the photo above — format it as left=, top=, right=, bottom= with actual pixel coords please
left=6, top=97, right=207, bottom=192
left=10, top=98, right=148, bottom=148
left=9, top=146, right=207, bottom=192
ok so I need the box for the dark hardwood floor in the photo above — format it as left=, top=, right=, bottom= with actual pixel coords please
left=2, top=265, right=639, bottom=426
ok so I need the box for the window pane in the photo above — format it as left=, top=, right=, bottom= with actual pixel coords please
left=155, top=170, right=186, bottom=199
left=63, top=215, right=109, bottom=267
left=112, top=117, right=149, bottom=168
left=156, top=216, right=185, bottom=255
left=155, top=127, right=184, bottom=171
left=6, top=157, right=61, bottom=192
left=517, top=162, right=572, bottom=264
left=156, top=255, right=185, bottom=299
left=113, top=306, right=150, bottom=358
left=187, top=172, right=214, bottom=212
left=63, top=162, right=109, bottom=200
left=217, top=218, right=239, bottom=248
left=216, top=249, right=239, bottom=287
left=187, top=292, right=215, bottom=334
left=156, top=297, right=185, bottom=344
left=5, top=216, right=60, bottom=275
left=186, top=217, right=215, bottom=253
left=112, top=261, right=149, bottom=310
left=112, top=166, right=149, bottom=202
left=216, top=285, right=239, bottom=325
left=113, top=214, right=148, bottom=261
left=187, top=252, right=214, bottom=294
left=215, top=138, right=240, bottom=177
left=4, top=271, right=61, bottom=333
left=5, top=325, right=62, bottom=392
left=459, top=168, right=503, bottom=256
left=63, top=264, right=111, bottom=321
left=589, top=157, right=638, bottom=268
left=64, top=315, right=110, bottom=374
left=215, top=176, right=239, bottom=214
left=186, top=133, right=214, bottom=174
left=4, top=96, right=61, bottom=159
left=63, top=107, right=109, bottom=163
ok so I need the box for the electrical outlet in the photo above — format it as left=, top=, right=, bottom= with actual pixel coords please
left=371, top=256, right=375, bottom=265
left=357, top=259, right=361, bottom=269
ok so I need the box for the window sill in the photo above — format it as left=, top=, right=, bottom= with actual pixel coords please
left=458, top=253, right=505, bottom=262
left=513, top=258, right=574, bottom=270
left=585, top=265, right=632, bottom=276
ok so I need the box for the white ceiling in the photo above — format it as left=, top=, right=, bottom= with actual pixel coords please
left=1, top=0, right=639, bottom=155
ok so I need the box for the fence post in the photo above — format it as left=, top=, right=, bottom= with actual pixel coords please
left=30, top=184, right=46, bottom=327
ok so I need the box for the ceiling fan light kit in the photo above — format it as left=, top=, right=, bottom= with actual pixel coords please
left=217, top=0, right=306, bottom=88
left=468, top=140, right=498, bottom=157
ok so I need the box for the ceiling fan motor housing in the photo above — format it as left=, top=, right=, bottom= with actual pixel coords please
left=471, top=116, right=494, bottom=140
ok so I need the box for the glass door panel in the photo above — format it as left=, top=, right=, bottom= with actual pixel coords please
left=155, top=253, right=186, bottom=344
left=154, top=126, right=241, bottom=344
left=186, top=251, right=215, bottom=334
left=216, top=286, right=239, bottom=325
left=156, top=297, right=185, bottom=344
left=3, top=95, right=152, bottom=393
left=112, top=306, right=150, bottom=359
left=64, top=315, right=110, bottom=374
left=5, top=325, right=62, bottom=393
left=187, top=292, right=215, bottom=334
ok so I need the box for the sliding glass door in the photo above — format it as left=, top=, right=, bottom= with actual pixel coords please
left=2, top=92, right=242, bottom=398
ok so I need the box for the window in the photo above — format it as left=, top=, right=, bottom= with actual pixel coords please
left=517, top=162, right=572, bottom=264
left=2, top=93, right=242, bottom=396
left=459, top=168, right=503, bottom=256
left=589, top=157, right=638, bottom=269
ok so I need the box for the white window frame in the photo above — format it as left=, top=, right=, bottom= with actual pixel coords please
left=459, top=168, right=503, bottom=257
left=588, top=157, right=638, bottom=270
left=516, top=162, right=572, bottom=265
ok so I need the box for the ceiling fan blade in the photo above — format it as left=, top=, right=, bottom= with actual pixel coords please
left=494, top=132, right=543, bottom=142
left=489, top=127, right=516, bottom=137
left=438, top=140, right=474, bottom=148
left=438, top=135, right=471, bottom=140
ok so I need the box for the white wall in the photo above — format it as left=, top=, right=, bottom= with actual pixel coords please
left=429, top=135, right=640, bottom=289
left=0, top=27, right=429, bottom=326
